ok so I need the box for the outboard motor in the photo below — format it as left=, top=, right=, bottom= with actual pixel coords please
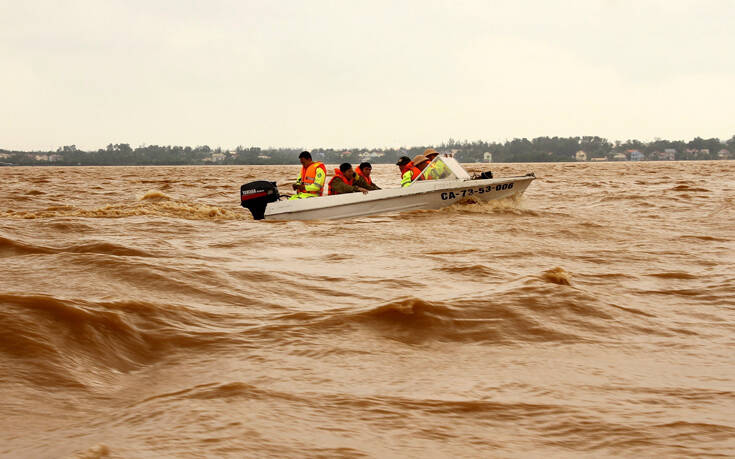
left=240, top=181, right=280, bottom=220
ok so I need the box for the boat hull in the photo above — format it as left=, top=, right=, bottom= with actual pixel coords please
left=263, top=175, right=534, bottom=221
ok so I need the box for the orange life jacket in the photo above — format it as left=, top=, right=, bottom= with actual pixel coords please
left=400, top=162, right=421, bottom=181
left=299, top=162, right=327, bottom=195
left=327, top=169, right=354, bottom=195
left=355, top=166, right=372, bottom=186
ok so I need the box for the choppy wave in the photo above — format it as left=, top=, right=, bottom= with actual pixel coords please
left=0, top=235, right=155, bottom=258
left=0, top=263, right=675, bottom=391
left=0, top=293, right=236, bottom=388
left=138, top=189, right=171, bottom=201
left=67, top=444, right=110, bottom=459
left=0, top=235, right=55, bottom=257
left=670, top=184, right=711, bottom=192
left=541, top=266, right=572, bottom=285
left=263, top=269, right=675, bottom=346
left=1, top=195, right=246, bottom=220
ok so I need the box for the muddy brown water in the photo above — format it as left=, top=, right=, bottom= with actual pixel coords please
left=1, top=161, right=734, bottom=458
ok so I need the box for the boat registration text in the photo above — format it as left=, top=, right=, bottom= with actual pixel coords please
left=441, top=183, right=514, bottom=200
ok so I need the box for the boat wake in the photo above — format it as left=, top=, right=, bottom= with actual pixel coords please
left=399, top=195, right=539, bottom=218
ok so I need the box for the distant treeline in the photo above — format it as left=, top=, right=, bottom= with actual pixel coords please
left=2, top=135, right=733, bottom=166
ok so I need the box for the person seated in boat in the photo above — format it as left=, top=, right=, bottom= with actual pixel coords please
left=412, top=154, right=431, bottom=178
left=423, top=148, right=451, bottom=180
left=354, top=162, right=381, bottom=190
left=328, top=163, right=370, bottom=195
left=396, top=156, right=422, bottom=187
left=290, top=151, right=327, bottom=199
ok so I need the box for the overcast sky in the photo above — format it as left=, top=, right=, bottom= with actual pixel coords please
left=1, top=0, right=734, bottom=151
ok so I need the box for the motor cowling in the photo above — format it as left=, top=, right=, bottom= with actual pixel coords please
left=240, top=181, right=280, bottom=220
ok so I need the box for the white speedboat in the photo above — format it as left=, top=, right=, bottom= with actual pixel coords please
left=240, top=157, right=535, bottom=221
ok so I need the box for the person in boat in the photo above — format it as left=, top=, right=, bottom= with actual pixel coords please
left=290, top=151, right=327, bottom=199
left=423, top=148, right=450, bottom=180
left=354, top=162, right=381, bottom=190
left=328, top=163, right=370, bottom=195
left=412, top=154, right=431, bottom=178
left=396, top=156, right=422, bottom=187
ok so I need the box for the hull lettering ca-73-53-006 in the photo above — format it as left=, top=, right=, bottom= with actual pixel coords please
left=441, top=183, right=514, bottom=200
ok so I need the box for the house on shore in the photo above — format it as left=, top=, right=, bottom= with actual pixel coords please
left=629, top=150, right=644, bottom=161
left=208, top=153, right=226, bottom=163
left=360, top=150, right=385, bottom=161
left=33, top=154, right=62, bottom=162
left=686, top=148, right=711, bottom=159
left=662, top=149, right=676, bottom=161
